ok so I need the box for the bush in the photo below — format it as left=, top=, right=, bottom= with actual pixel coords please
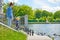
left=39, top=18, right=46, bottom=22
left=28, top=19, right=37, bottom=22
left=55, top=19, right=60, bottom=22
left=48, top=19, right=56, bottom=22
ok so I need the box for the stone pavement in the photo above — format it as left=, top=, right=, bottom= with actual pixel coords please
left=19, top=29, right=52, bottom=40
left=27, top=34, right=52, bottom=40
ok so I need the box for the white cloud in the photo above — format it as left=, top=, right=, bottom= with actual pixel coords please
left=33, top=0, right=49, bottom=7
left=33, top=0, right=45, bottom=5
left=33, top=0, right=41, bottom=4
left=33, top=0, right=60, bottom=12
left=42, top=6, right=60, bottom=12
left=48, top=0, right=60, bottom=3
left=8, top=0, right=19, bottom=3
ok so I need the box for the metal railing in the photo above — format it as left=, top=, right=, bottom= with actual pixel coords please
left=0, top=15, right=28, bottom=31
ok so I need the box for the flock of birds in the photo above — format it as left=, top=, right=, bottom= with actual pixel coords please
left=36, top=32, right=60, bottom=38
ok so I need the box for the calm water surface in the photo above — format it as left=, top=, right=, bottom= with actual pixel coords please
left=28, top=24, right=60, bottom=40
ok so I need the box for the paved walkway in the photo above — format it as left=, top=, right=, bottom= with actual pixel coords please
left=17, top=28, right=52, bottom=40
left=27, top=34, right=52, bottom=40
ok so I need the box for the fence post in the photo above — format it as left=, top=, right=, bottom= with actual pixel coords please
left=24, top=15, right=28, bottom=27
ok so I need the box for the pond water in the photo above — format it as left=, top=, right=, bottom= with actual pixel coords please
left=28, top=24, right=60, bottom=40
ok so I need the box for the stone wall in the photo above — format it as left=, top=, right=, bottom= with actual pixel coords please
left=0, top=0, right=4, bottom=19
left=0, top=0, right=3, bottom=14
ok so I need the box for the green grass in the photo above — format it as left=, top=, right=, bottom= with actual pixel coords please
left=0, top=24, right=27, bottom=40
left=52, top=37, right=54, bottom=40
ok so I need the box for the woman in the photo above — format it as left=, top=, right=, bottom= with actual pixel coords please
left=6, top=2, right=13, bottom=27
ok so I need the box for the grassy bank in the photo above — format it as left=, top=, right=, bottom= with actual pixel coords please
left=0, top=24, right=27, bottom=40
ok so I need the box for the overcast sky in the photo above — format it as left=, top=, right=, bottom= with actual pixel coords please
left=4, top=0, right=60, bottom=12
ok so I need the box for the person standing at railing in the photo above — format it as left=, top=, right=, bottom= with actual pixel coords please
left=6, top=2, right=13, bottom=26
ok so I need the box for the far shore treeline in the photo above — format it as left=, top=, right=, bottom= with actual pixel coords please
left=3, top=3, right=60, bottom=23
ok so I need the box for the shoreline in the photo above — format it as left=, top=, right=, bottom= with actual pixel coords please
left=28, top=22, right=60, bottom=24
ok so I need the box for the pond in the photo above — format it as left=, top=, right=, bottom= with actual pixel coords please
left=28, top=24, right=60, bottom=40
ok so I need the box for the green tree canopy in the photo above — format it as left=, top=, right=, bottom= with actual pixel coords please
left=35, top=9, right=42, bottom=19
left=42, top=10, right=51, bottom=17
left=54, top=10, right=60, bottom=19
left=13, top=5, right=33, bottom=18
left=18, top=5, right=33, bottom=16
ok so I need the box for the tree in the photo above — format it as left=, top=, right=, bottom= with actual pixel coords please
left=3, top=3, right=9, bottom=14
left=35, top=9, right=42, bottom=19
left=12, top=5, right=20, bottom=17
left=18, top=5, right=33, bottom=16
left=42, top=10, right=50, bottom=17
left=54, top=10, right=60, bottom=19
left=13, top=5, right=34, bottom=19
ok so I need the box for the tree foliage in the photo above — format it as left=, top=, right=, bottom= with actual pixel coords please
left=35, top=9, right=42, bottom=19
left=54, top=10, right=60, bottom=19
left=42, top=10, right=52, bottom=17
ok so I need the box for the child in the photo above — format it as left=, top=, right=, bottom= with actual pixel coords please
left=15, top=17, right=20, bottom=30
